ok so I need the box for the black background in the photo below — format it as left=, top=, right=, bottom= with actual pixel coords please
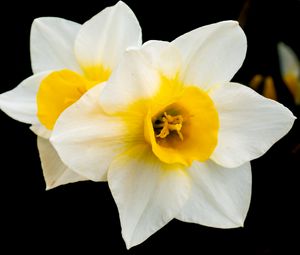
left=1, top=0, right=299, bottom=254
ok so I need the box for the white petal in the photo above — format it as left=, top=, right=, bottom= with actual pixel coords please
left=50, top=84, right=124, bottom=181
left=37, top=137, right=87, bottom=190
left=210, top=83, right=296, bottom=168
left=30, top=124, right=51, bottom=139
left=141, top=40, right=182, bottom=79
left=278, top=42, right=300, bottom=78
left=74, top=1, right=142, bottom=70
left=31, top=17, right=82, bottom=74
left=172, top=21, right=247, bottom=90
left=100, top=49, right=160, bottom=114
left=0, top=72, right=50, bottom=124
left=108, top=144, right=190, bottom=249
left=176, top=160, right=251, bottom=228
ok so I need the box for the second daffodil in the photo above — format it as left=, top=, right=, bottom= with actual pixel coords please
left=51, top=21, right=295, bottom=248
left=0, top=1, right=142, bottom=189
left=278, top=42, right=300, bottom=104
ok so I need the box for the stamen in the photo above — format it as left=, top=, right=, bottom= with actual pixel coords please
left=154, top=112, right=184, bottom=140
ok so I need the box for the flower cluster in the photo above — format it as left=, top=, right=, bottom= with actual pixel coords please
left=0, top=1, right=295, bottom=249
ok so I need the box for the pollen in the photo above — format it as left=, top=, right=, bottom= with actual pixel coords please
left=154, top=112, right=184, bottom=140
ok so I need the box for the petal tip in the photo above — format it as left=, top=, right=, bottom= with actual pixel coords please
left=236, top=218, right=245, bottom=228
left=121, top=231, right=134, bottom=250
left=31, top=17, right=56, bottom=28
left=231, top=20, right=239, bottom=26
left=113, top=0, right=135, bottom=15
left=220, top=20, right=239, bottom=27
left=45, top=184, right=54, bottom=191
left=122, top=233, right=141, bottom=250
left=32, top=17, right=43, bottom=25
left=115, top=0, right=126, bottom=7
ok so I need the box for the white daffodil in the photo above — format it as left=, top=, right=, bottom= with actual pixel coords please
left=0, top=1, right=142, bottom=189
left=51, top=21, right=295, bottom=248
left=278, top=42, right=300, bottom=104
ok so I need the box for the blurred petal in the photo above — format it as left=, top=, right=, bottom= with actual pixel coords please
left=172, top=21, right=246, bottom=90
left=283, top=73, right=300, bottom=104
left=0, top=72, right=50, bottom=124
left=262, top=76, right=277, bottom=100
left=108, top=144, right=190, bottom=249
left=37, top=137, right=87, bottom=190
left=210, top=82, right=296, bottom=168
left=278, top=42, right=300, bottom=78
left=100, top=49, right=160, bottom=114
left=51, top=84, right=124, bottom=181
left=74, top=1, right=142, bottom=76
left=177, top=160, right=251, bottom=228
left=249, top=74, right=263, bottom=90
left=30, top=17, right=81, bottom=74
left=278, top=43, right=300, bottom=104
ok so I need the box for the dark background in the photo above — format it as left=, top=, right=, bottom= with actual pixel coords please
left=1, top=0, right=299, bottom=254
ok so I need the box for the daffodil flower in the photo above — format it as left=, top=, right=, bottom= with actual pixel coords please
left=278, top=42, right=300, bottom=104
left=0, top=1, right=142, bottom=189
left=51, top=21, right=295, bottom=248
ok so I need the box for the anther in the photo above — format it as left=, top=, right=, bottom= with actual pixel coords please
left=155, top=112, right=184, bottom=140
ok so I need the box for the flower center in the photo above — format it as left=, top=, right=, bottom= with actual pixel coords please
left=153, top=112, right=184, bottom=141
left=144, top=81, right=219, bottom=166
left=123, top=76, right=219, bottom=166
left=37, top=68, right=110, bottom=130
